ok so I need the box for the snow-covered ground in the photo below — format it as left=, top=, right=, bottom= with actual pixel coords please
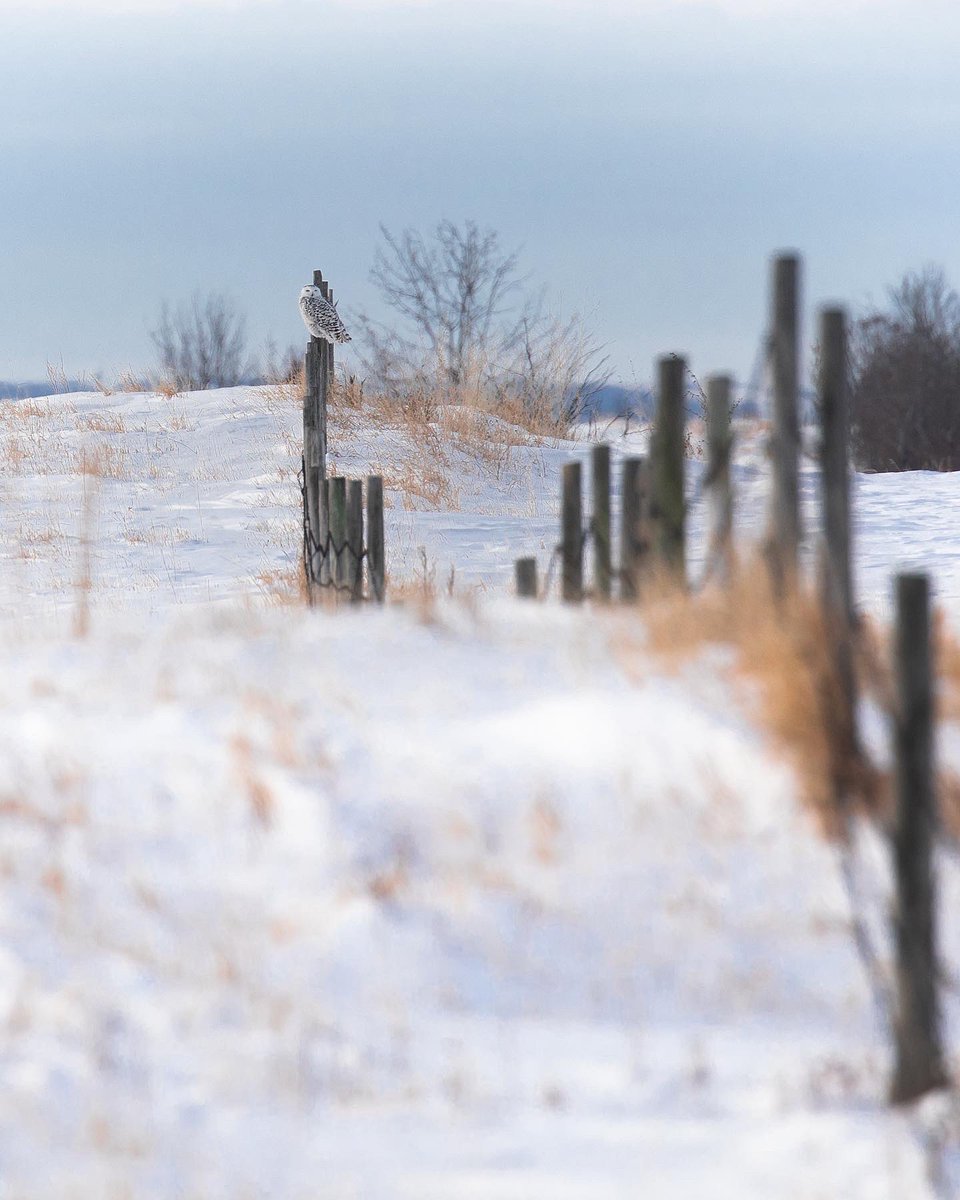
left=1, top=385, right=960, bottom=1197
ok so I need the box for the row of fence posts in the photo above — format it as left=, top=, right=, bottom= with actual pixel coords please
left=301, top=268, right=385, bottom=604
left=515, top=251, right=946, bottom=1106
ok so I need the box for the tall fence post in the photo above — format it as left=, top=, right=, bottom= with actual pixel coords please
left=302, top=337, right=323, bottom=589
left=819, top=307, right=854, bottom=630
left=366, top=475, right=385, bottom=603
left=620, top=456, right=650, bottom=603
left=302, top=267, right=332, bottom=592
left=328, top=476, right=347, bottom=592
left=705, top=373, right=734, bottom=584
left=767, top=252, right=802, bottom=591
left=890, top=572, right=947, bottom=1104
left=561, top=462, right=583, bottom=603
left=515, top=557, right=538, bottom=599
left=653, top=355, right=686, bottom=578
left=317, top=274, right=334, bottom=411
left=346, top=479, right=364, bottom=603
left=818, top=306, right=858, bottom=769
left=311, top=270, right=329, bottom=473
left=591, top=444, right=612, bottom=601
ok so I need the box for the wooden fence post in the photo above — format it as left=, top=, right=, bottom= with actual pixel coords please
left=818, top=306, right=858, bottom=767
left=366, top=475, right=385, bottom=603
left=591, top=444, right=612, bottom=601
left=890, top=572, right=948, bottom=1104
left=346, top=479, right=364, bottom=602
left=311, top=269, right=330, bottom=466
left=819, top=307, right=853, bottom=629
left=318, top=274, right=335, bottom=402
left=767, top=252, right=802, bottom=591
left=653, top=355, right=686, bottom=577
left=515, top=557, right=538, bottom=598
left=302, top=338, right=323, bottom=587
left=328, top=476, right=347, bottom=591
left=620, top=456, right=650, bottom=603
left=705, top=373, right=734, bottom=583
left=561, top=462, right=583, bottom=603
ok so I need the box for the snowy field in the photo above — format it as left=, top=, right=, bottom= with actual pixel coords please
left=1, top=385, right=960, bottom=1197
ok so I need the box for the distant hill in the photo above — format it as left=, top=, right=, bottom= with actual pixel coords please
left=578, top=384, right=654, bottom=422
left=0, top=380, right=82, bottom=400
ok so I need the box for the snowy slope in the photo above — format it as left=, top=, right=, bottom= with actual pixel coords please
left=0, top=385, right=959, bottom=1198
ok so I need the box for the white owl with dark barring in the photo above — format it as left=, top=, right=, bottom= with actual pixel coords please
left=299, top=285, right=352, bottom=344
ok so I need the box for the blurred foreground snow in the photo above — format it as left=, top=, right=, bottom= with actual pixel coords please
left=0, top=387, right=958, bottom=1197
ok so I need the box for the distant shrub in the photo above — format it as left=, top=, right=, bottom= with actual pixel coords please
left=850, top=267, right=960, bottom=472
left=150, top=293, right=251, bottom=392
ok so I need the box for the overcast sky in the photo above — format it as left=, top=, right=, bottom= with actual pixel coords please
left=3, top=0, right=960, bottom=385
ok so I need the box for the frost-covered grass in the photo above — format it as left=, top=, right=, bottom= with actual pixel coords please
left=1, top=384, right=960, bottom=1196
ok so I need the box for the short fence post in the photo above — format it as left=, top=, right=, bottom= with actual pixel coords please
left=515, top=557, right=538, bottom=599
left=346, top=479, right=364, bottom=603
left=561, top=462, right=583, bottom=603
left=318, top=478, right=331, bottom=585
left=767, top=252, right=802, bottom=591
left=705, top=373, right=734, bottom=584
left=620, top=456, right=650, bottom=603
left=591, top=444, right=612, bottom=601
left=366, top=475, right=385, bottom=603
left=890, top=572, right=947, bottom=1104
left=653, top=355, right=686, bottom=578
left=328, top=476, right=347, bottom=591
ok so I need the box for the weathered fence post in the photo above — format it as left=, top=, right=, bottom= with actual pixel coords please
left=317, top=273, right=335, bottom=404
left=328, top=476, right=347, bottom=591
left=561, top=462, right=583, bottom=603
left=591, top=444, right=612, bottom=601
left=346, top=479, right=364, bottom=603
left=767, top=252, right=802, bottom=591
left=818, top=306, right=858, bottom=768
left=303, top=337, right=323, bottom=589
left=302, top=267, right=332, bottom=592
left=515, top=557, right=538, bottom=599
left=705, top=373, right=734, bottom=584
left=653, top=355, right=686, bottom=578
left=889, top=572, right=948, bottom=1104
left=819, top=307, right=854, bottom=630
left=366, top=475, right=385, bottom=603
left=620, top=456, right=650, bottom=603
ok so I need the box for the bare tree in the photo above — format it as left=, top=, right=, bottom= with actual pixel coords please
left=150, top=293, right=250, bottom=391
left=356, top=219, right=607, bottom=423
left=363, top=220, right=520, bottom=388
left=850, top=267, right=960, bottom=471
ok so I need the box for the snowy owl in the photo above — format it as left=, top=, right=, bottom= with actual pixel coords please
left=299, top=285, right=352, bottom=344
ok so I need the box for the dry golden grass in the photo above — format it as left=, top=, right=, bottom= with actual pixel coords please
left=117, top=369, right=148, bottom=393
left=934, top=611, right=960, bottom=723
left=76, top=411, right=126, bottom=434
left=154, top=376, right=180, bottom=399
left=264, top=364, right=565, bottom=516
left=253, top=564, right=310, bottom=607
left=80, top=443, right=129, bottom=479
left=629, top=560, right=879, bottom=836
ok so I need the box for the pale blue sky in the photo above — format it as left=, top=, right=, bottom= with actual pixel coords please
left=3, top=0, right=960, bottom=385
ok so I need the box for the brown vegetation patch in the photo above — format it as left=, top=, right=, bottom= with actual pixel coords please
left=631, top=560, right=880, bottom=836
